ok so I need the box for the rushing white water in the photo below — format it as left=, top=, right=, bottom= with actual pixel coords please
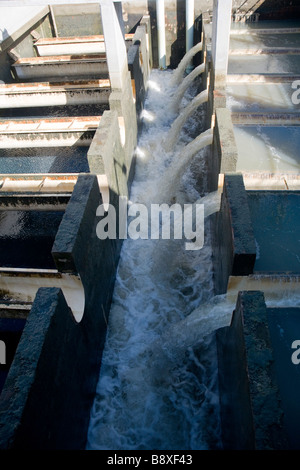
left=170, top=42, right=203, bottom=86
left=163, top=89, right=208, bottom=153
left=86, top=69, right=233, bottom=451
left=169, top=62, right=206, bottom=113
left=154, top=128, right=213, bottom=205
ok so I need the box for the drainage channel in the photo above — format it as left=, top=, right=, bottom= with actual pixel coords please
left=86, top=64, right=230, bottom=450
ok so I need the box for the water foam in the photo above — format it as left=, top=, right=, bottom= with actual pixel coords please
left=86, top=69, right=228, bottom=450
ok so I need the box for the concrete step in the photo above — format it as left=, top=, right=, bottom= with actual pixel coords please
left=0, top=116, right=101, bottom=148
left=12, top=54, right=109, bottom=81
left=0, top=80, right=111, bottom=108
left=230, top=28, right=300, bottom=35
left=34, top=34, right=134, bottom=56
left=227, top=274, right=300, bottom=305
left=229, top=47, right=300, bottom=55
left=0, top=174, right=77, bottom=193
left=0, top=269, right=84, bottom=322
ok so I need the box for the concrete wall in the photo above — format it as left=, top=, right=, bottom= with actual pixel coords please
left=0, top=174, right=123, bottom=449
left=211, top=174, right=256, bottom=295
left=88, top=110, right=128, bottom=201
left=216, top=291, right=289, bottom=450
left=0, top=9, right=53, bottom=83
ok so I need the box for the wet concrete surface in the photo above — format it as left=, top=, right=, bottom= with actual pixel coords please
left=0, top=210, right=64, bottom=269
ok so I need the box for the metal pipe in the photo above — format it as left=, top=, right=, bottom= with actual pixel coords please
left=185, top=0, right=195, bottom=73
left=156, top=0, right=166, bottom=69
left=186, top=0, right=194, bottom=54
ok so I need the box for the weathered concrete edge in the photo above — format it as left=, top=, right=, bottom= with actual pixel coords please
left=211, top=173, right=256, bottom=295
left=87, top=110, right=127, bottom=200
left=214, top=108, right=239, bottom=174
left=52, top=173, right=100, bottom=274
left=0, top=287, right=71, bottom=449
left=0, top=6, right=50, bottom=54
left=216, top=291, right=289, bottom=450
left=224, top=173, right=256, bottom=275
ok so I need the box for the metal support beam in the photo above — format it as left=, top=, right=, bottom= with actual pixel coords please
left=156, top=0, right=166, bottom=70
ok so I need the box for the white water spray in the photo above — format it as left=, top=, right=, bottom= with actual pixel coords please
left=86, top=69, right=225, bottom=451
left=171, top=41, right=203, bottom=86
left=164, top=88, right=208, bottom=152
left=155, top=128, right=213, bottom=205
left=169, top=62, right=206, bottom=113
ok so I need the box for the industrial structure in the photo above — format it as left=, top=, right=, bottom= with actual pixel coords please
left=0, top=0, right=299, bottom=450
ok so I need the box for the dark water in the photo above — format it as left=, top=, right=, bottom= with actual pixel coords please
left=268, top=307, right=300, bottom=449
left=0, top=147, right=90, bottom=173
left=0, top=210, right=64, bottom=269
left=248, top=191, right=300, bottom=273
left=0, top=104, right=108, bottom=119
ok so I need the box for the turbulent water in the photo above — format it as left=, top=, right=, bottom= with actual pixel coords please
left=86, top=69, right=235, bottom=451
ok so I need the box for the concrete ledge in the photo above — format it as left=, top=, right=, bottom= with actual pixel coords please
left=87, top=110, right=127, bottom=202
left=0, top=80, right=111, bottom=109
left=214, top=108, right=239, bottom=173
left=211, top=173, right=256, bottom=294
left=216, top=291, right=288, bottom=450
left=12, top=55, right=109, bottom=81
left=52, top=174, right=99, bottom=274
left=0, top=175, right=123, bottom=448
left=109, top=71, right=137, bottom=191
left=128, top=43, right=146, bottom=132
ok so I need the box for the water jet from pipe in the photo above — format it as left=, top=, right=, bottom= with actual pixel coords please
left=169, top=62, right=206, bottom=113
left=171, top=41, right=203, bottom=86
left=164, top=88, right=208, bottom=153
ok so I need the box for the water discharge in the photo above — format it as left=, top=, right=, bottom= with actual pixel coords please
left=170, top=42, right=203, bottom=86
left=87, top=24, right=300, bottom=448
left=155, top=128, right=213, bottom=205
left=169, top=62, right=206, bottom=113
left=86, top=69, right=230, bottom=450
left=163, top=89, right=208, bottom=153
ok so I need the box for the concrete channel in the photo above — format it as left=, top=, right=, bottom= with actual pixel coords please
left=0, top=0, right=299, bottom=452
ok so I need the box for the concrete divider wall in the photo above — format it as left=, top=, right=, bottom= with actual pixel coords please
left=0, top=174, right=123, bottom=448
left=216, top=291, right=288, bottom=450
left=0, top=287, right=92, bottom=449
left=210, top=108, right=239, bottom=188
left=0, top=8, right=53, bottom=83
left=109, top=69, right=138, bottom=190
left=133, top=21, right=152, bottom=89
left=87, top=110, right=128, bottom=201
left=128, top=43, right=146, bottom=133
left=211, top=173, right=256, bottom=295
